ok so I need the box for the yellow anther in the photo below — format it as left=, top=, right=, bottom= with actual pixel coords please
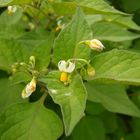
left=8, top=11, right=13, bottom=16
left=60, top=72, right=68, bottom=82
left=56, top=26, right=61, bottom=32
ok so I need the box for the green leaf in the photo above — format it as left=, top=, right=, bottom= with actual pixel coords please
left=91, top=49, right=140, bottom=85
left=53, top=8, right=92, bottom=65
left=0, top=78, right=25, bottom=113
left=40, top=71, right=87, bottom=136
left=86, top=15, right=103, bottom=25
left=17, top=30, right=54, bottom=70
left=133, top=39, right=140, bottom=51
left=86, top=101, right=105, bottom=115
left=103, top=15, right=140, bottom=31
left=51, top=2, right=77, bottom=15
left=0, top=30, right=53, bottom=72
left=125, top=134, right=139, bottom=140
left=10, top=0, right=32, bottom=5
left=0, top=24, right=25, bottom=40
left=104, top=40, right=132, bottom=49
left=100, top=111, right=118, bottom=133
left=31, top=33, right=54, bottom=70
left=0, top=40, right=29, bottom=72
left=17, top=30, right=51, bottom=48
left=0, top=101, right=63, bottom=140
left=0, top=0, right=32, bottom=6
left=70, top=116, right=106, bottom=140
left=0, top=8, right=22, bottom=25
left=10, top=72, right=31, bottom=85
left=92, top=22, right=140, bottom=42
left=0, top=9, right=25, bottom=40
left=75, top=0, right=125, bottom=15
left=120, top=0, right=140, bottom=13
left=52, top=0, right=126, bottom=15
left=0, top=0, right=12, bottom=6
left=86, top=14, right=140, bottom=31
left=24, top=1, right=53, bottom=21
left=85, top=82, right=140, bottom=117
left=132, top=118, right=140, bottom=139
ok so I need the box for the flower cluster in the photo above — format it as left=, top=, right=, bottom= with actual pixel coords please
left=80, top=39, right=105, bottom=51
left=18, top=39, right=104, bottom=99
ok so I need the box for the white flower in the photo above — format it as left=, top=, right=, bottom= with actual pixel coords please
left=58, top=60, right=75, bottom=73
left=85, top=39, right=105, bottom=51
left=56, top=19, right=65, bottom=31
left=58, top=60, right=75, bottom=83
left=7, top=6, right=17, bottom=15
left=21, top=78, right=36, bottom=99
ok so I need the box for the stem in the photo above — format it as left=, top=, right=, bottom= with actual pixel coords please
left=73, top=40, right=88, bottom=59
left=27, top=4, right=48, bottom=17
left=26, top=4, right=53, bottom=30
left=25, top=5, right=45, bottom=28
left=68, top=58, right=90, bottom=66
left=38, top=81, right=49, bottom=98
left=78, top=41, right=86, bottom=45
left=41, top=91, right=47, bottom=102
left=20, top=65, right=33, bottom=74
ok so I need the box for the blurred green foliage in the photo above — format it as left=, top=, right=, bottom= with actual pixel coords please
left=0, top=0, right=140, bottom=140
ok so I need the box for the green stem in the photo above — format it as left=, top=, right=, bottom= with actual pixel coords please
left=73, top=40, right=88, bottom=59
left=68, top=58, right=90, bottom=66
left=27, top=4, right=48, bottom=17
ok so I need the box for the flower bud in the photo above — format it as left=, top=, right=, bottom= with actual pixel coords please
left=21, top=77, right=37, bottom=99
left=12, top=62, right=20, bottom=69
left=21, top=89, right=27, bottom=99
left=87, top=66, right=95, bottom=77
left=12, top=68, right=17, bottom=74
left=28, top=22, right=35, bottom=30
left=85, top=39, right=105, bottom=51
left=11, top=62, right=20, bottom=74
left=20, top=62, right=26, bottom=66
left=29, top=56, right=35, bottom=68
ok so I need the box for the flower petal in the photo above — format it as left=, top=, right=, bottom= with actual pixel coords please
left=21, top=89, right=32, bottom=99
left=8, top=5, right=17, bottom=13
left=66, top=62, right=75, bottom=73
left=25, top=80, right=36, bottom=96
left=58, top=60, right=67, bottom=71
left=25, top=83, right=32, bottom=95
left=8, top=6, right=12, bottom=11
